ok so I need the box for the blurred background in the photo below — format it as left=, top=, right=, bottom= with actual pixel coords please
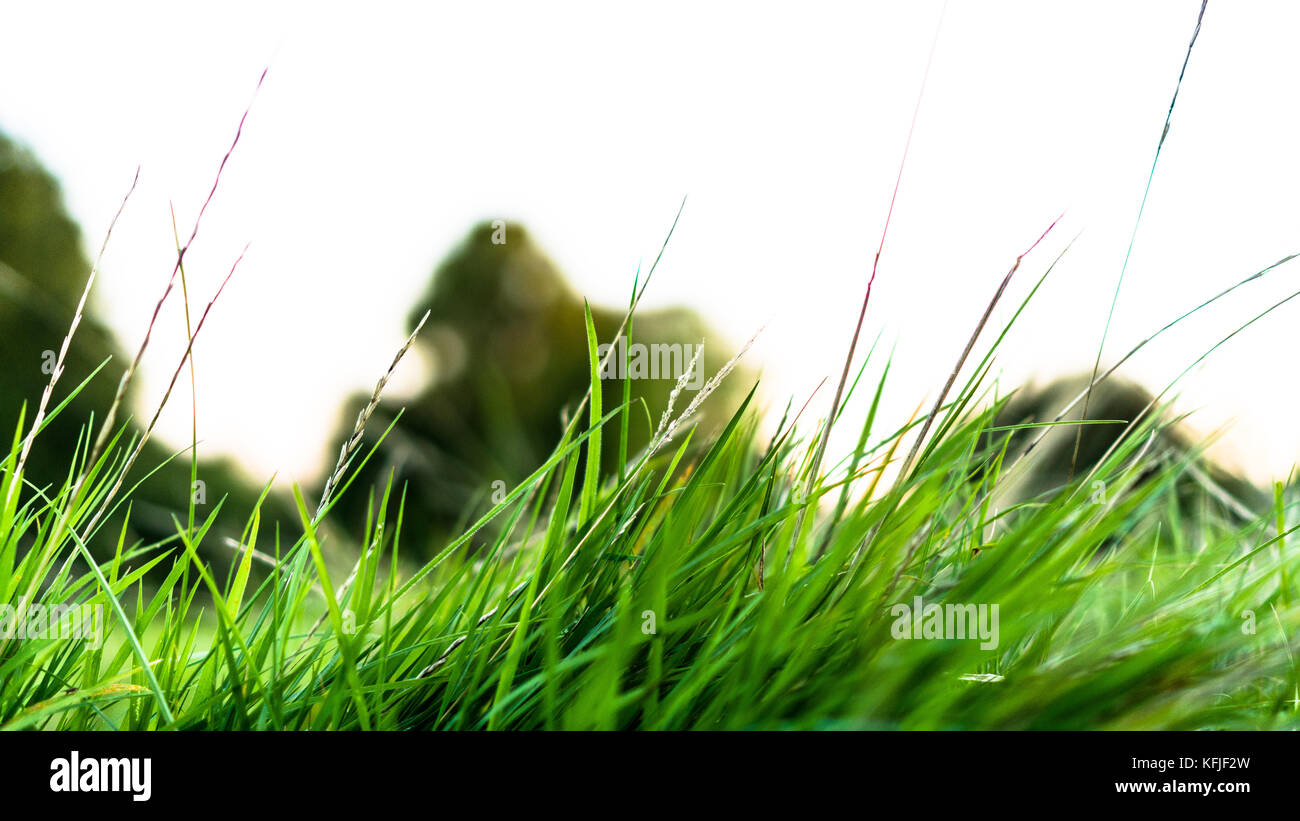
left=2, top=1, right=1299, bottom=558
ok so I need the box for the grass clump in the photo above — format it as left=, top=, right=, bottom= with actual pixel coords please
left=3, top=4, right=1297, bottom=730
left=2, top=243, right=1299, bottom=730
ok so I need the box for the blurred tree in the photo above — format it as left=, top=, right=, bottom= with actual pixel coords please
left=321, top=221, right=753, bottom=557
left=987, top=375, right=1264, bottom=519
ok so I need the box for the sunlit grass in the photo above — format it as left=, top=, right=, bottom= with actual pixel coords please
left=3, top=252, right=1299, bottom=731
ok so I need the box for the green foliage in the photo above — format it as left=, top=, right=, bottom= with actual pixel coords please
left=2, top=277, right=1298, bottom=731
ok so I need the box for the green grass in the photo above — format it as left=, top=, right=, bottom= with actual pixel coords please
left=3, top=251, right=1300, bottom=731
left=3, top=4, right=1296, bottom=727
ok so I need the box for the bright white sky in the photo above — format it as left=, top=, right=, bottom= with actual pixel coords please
left=2, top=1, right=1298, bottom=488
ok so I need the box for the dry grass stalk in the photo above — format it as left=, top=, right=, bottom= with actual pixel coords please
left=77, top=247, right=247, bottom=543
left=10, top=167, right=139, bottom=488
left=85, top=69, right=266, bottom=479
left=648, top=327, right=761, bottom=457
left=317, top=309, right=431, bottom=518
left=308, top=310, right=431, bottom=634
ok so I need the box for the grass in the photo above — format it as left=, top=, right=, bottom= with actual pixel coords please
left=3, top=226, right=1300, bottom=729
left=4, top=1, right=1299, bottom=731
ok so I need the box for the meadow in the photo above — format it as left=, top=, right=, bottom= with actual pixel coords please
left=2, top=208, right=1298, bottom=730
left=3, top=0, right=1298, bottom=732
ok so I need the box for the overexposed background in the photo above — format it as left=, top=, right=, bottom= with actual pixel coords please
left=2, top=0, right=1297, bottom=487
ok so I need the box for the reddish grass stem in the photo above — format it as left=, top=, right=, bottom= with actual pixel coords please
left=788, top=3, right=948, bottom=558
